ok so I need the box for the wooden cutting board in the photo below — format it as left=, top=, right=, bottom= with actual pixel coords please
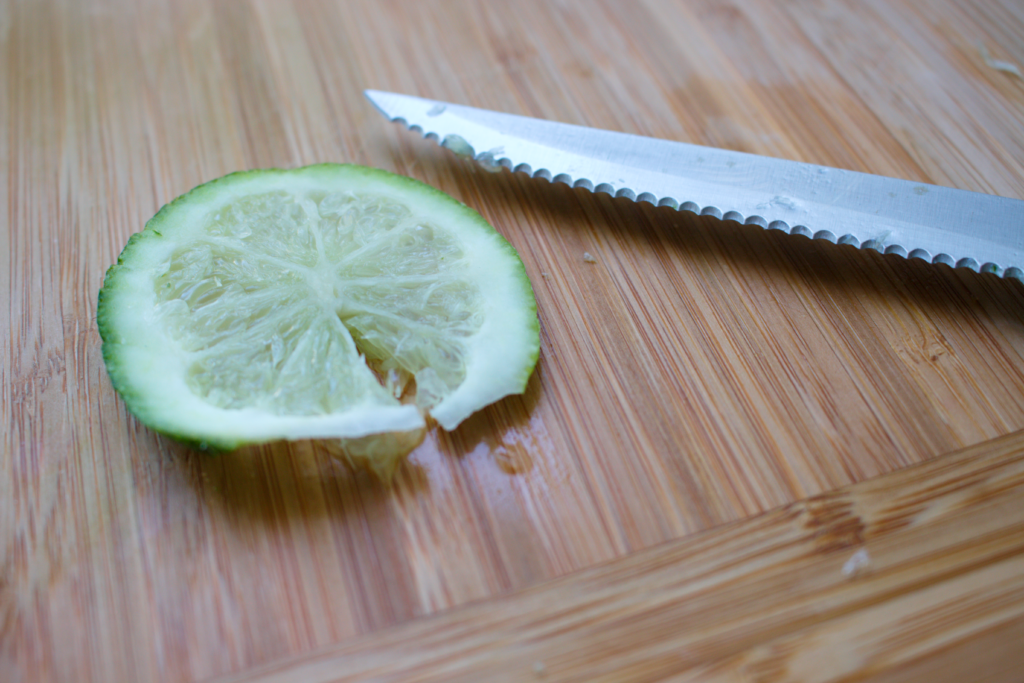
left=3, top=0, right=1024, bottom=681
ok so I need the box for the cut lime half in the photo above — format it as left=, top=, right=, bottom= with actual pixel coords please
left=98, top=164, right=540, bottom=464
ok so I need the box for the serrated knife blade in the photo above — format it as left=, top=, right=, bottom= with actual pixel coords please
left=365, top=90, right=1023, bottom=281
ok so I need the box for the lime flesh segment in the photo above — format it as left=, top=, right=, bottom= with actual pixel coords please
left=98, top=164, right=540, bottom=451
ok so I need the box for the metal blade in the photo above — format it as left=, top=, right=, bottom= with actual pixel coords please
left=365, top=90, right=1024, bottom=281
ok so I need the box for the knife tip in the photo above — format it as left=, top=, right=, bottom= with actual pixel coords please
left=363, top=89, right=392, bottom=117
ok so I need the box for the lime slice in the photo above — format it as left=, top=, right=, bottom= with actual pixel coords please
left=98, top=164, right=539, bottom=472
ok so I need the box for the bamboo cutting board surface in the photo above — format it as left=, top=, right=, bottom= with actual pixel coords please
left=3, top=0, right=1024, bottom=681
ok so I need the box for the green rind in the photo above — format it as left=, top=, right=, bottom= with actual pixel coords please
left=97, top=163, right=540, bottom=450
left=99, top=229, right=249, bottom=451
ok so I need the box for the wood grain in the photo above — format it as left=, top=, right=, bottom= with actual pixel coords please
left=3, top=0, right=1024, bottom=681
left=209, top=428, right=1024, bottom=683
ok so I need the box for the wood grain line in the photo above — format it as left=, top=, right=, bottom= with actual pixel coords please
left=210, top=430, right=1024, bottom=683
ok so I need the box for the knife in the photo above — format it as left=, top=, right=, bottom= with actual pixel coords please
left=365, top=90, right=1023, bottom=282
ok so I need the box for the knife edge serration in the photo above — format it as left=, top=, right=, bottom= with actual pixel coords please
left=385, top=114, right=1024, bottom=283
